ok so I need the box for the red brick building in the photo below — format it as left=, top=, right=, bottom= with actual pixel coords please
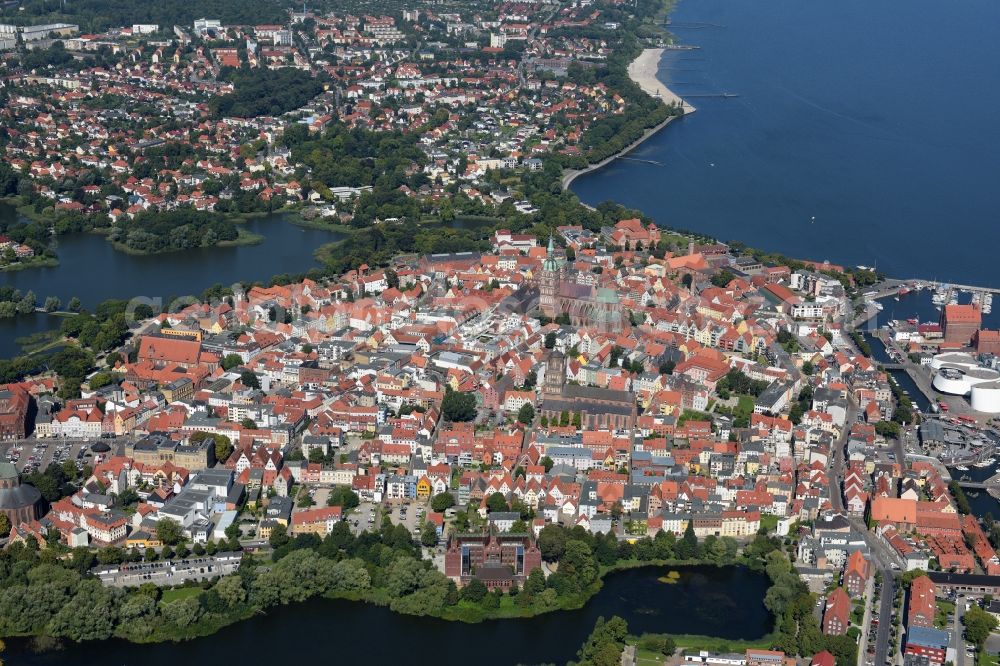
left=0, top=385, right=31, bottom=440
left=137, top=334, right=204, bottom=368
left=445, top=532, right=542, bottom=590
left=904, top=626, right=949, bottom=665
left=0, top=462, right=44, bottom=527
left=822, top=587, right=850, bottom=636
left=907, top=575, right=936, bottom=628
left=974, top=329, right=1000, bottom=355
left=810, top=651, right=835, bottom=666
left=844, top=550, right=871, bottom=597
left=941, top=304, right=981, bottom=346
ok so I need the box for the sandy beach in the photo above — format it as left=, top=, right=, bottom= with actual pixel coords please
left=628, top=48, right=696, bottom=114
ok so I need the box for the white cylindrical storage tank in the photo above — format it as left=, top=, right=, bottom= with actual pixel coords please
left=971, top=383, right=1000, bottom=413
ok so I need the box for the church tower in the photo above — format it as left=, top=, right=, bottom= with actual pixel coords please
left=544, top=350, right=565, bottom=399
left=539, top=235, right=563, bottom=318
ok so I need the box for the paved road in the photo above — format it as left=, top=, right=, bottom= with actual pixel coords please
left=858, top=577, right=875, bottom=666
left=828, top=401, right=859, bottom=513
left=873, top=573, right=896, bottom=666
left=845, top=509, right=902, bottom=666
left=952, top=597, right=969, bottom=666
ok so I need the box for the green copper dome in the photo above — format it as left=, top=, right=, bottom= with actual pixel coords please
left=542, top=235, right=562, bottom=272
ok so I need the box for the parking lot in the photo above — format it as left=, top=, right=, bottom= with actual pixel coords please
left=862, top=576, right=884, bottom=666
left=352, top=501, right=381, bottom=535
left=384, top=500, right=432, bottom=540
left=0, top=438, right=116, bottom=476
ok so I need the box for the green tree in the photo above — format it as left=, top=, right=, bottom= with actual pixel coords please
left=327, top=486, right=360, bottom=509
left=421, top=522, right=439, bottom=547
left=575, top=615, right=629, bottom=666
left=486, top=493, right=509, bottom=513
left=963, top=606, right=998, bottom=648
left=155, top=518, right=182, bottom=546
left=384, top=268, right=399, bottom=290
left=676, top=520, right=700, bottom=559
left=296, top=486, right=315, bottom=508
left=221, top=353, right=243, bottom=370
left=213, top=435, right=234, bottom=463
left=191, top=431, right=232, bottom=463
left=460, top=578, right=487, bottom=603
left=441, top=387, right=476, bottom=422
left=239, top=370, right=261, bottom=390
left=160, top=596, right=203, bottom=628
left=560, top=540, right=598, bottom=589
left=431, top=492, right=455, bottom=513
left=525, top=567, right=546, bottom=595
left=268, top=523, right=289, bottom=548
left=537, top=524, right=568, bottom=561
left=517, top=402, right=535, bottom=425
left=49, top=580, right=120, bottom=641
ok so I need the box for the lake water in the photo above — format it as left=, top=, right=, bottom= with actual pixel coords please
left=571, top=0, right=1000, bottom=286
left=5, top=564, right=772, bottom=666
left=0, top=202, right=344, bottom=358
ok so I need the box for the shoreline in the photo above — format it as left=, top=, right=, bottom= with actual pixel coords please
left=561, top=48, right=694, bottom=190
left=5, top=560, right=770, bottom=652
left=561, top=115, right=680, bottom=190
left=628, top=48, right=696, bottom=115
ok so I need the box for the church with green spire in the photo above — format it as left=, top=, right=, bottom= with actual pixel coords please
left=535, top=233, right=621, bottom=331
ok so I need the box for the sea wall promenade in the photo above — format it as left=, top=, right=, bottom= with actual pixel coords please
left=561, top=49, right=694, bottom=189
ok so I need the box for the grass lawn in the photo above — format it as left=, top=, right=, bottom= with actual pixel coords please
left=760, top=514, right=779, bottom=532
left=635, top=648, right=665, bottom=666
left=935, top=600, right=955, bottom=629
left=978, top=651, right=998, bottom=666
left=161, top=587, right=203, bottom=604
left=631, top=632, right=775, bottom=654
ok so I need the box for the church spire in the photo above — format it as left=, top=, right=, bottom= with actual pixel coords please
left=542, top=233, right=561, bottom=273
